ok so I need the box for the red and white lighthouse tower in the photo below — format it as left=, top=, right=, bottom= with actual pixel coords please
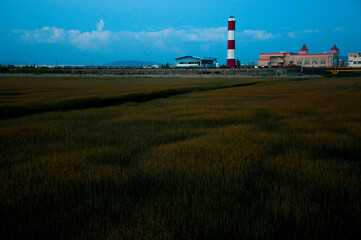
left=227, top=16, right=236, bottom=68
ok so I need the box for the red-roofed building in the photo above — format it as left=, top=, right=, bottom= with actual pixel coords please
left=258, top=44, right=340, bottom=67
left=300, top=44, right=308, bottom=54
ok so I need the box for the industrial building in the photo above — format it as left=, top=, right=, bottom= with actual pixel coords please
left=348, top=53, right=361, bottom=67
left=258, top=44, right=340, bottom=67
left=175, top=56, right=218, bottom=68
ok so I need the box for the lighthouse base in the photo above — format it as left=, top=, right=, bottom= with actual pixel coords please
left=227, top=59, right=236, bottom=68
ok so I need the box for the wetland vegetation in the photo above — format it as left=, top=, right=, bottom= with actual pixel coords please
left=1, top=75, right=360, bottom=239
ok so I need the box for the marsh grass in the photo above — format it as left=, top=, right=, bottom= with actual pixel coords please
left=0, top=76, right=360, bottom=239
left=0, top=76, right=260, bottom=119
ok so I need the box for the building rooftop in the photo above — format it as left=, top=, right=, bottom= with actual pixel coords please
left=300, top=44, right=308, bottom=51
left=331, top=44, right=339, bottom=50
left=175, top=56, right=201, bottom=61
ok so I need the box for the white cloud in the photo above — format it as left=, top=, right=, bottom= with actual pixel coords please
left=17, top=26, right=66, bottom=43
left=287, top=28, right=320, bottom=38
left=303, top=28, right=319, bottom=33
left=13, top=22, right=228, bottom=51
left=14, top=20, right=116, bottom=50
left=67, top=29, right=114, bottom=50
left=334, top=27, right=344, bottom=32
left=182, top=27, right=227, bottom=41
left=288, top=32, right=296, bottom=38
left=125, top=27, right=227, bottom=42
left=96, top=20, right=105, bottom=32
left=243, top=30, right=275, bottom=40
left=13, top=21, right=277, bottom=53
left=153, top=39, right=168, bottom=49
left=200, top=44, right=210, bottom=51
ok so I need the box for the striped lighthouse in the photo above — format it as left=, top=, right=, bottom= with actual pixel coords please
left=227, top=16, right=236, bottom=68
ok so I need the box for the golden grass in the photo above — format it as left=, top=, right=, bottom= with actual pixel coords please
left=0, top=76, right=360, bottom=239
left=0, top=75, right=261, bottom=108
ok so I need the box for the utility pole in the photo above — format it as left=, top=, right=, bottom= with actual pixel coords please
left=83, top=54, right=87, bottom=67
left=56, top=58, right=58, bottom=67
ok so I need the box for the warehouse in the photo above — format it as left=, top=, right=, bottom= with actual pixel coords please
left=175, top=56, right=218, bottom=68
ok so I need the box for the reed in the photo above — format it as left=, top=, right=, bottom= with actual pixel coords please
left=0, top=76, right=360, bottom=239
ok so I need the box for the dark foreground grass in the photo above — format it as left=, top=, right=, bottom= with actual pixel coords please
left=0, top=76, right=361, bottom=240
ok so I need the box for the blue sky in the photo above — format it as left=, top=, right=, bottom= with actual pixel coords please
left=0, top=0, right=360, bottom=65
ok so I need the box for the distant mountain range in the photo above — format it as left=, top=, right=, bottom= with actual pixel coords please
left=105, top=60, right=163, bottom=67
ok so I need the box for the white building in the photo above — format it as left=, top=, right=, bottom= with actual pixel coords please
left=348, top=53, right=361, bottom=67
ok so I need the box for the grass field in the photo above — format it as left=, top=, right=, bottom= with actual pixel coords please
left=1, top=75, right=360, bottom=240
left=0, top=75, right=261, bottom=119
